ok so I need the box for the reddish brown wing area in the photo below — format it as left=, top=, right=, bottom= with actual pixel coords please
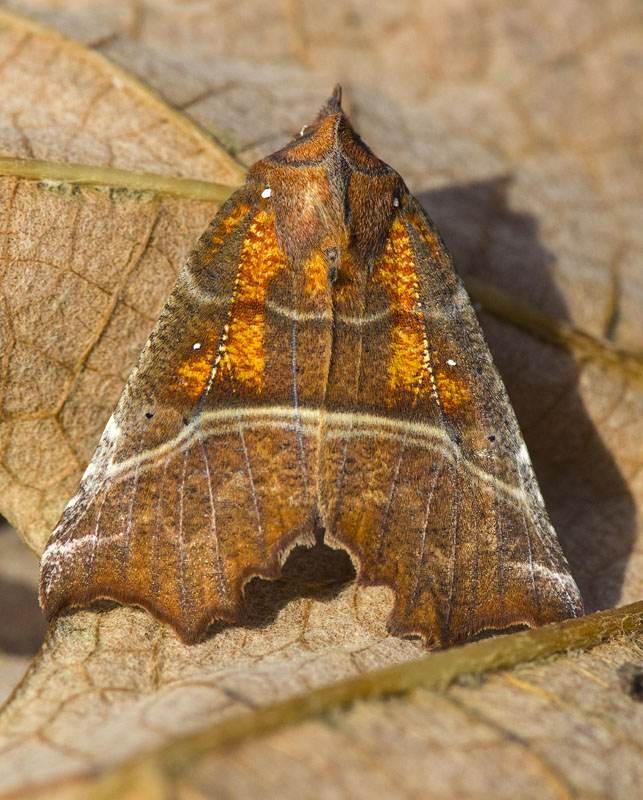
left=319, top=199, right=583, bottom=647
left=40, top=189, right=333, bottom=642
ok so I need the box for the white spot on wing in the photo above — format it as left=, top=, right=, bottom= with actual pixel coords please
left=65, top=493, right=80, bottom=509
left=261, top=187, right=271, bottom=198
left=193, top=342, right=201, bottom=350
left=104, top=415, right=121, bottom=443
left=517, top=443, right=531, bottom=466
left=447, top=359, right=457, bottom=366
left=81, top=462, right=99, bottom=481
left=510, top=561, right=581, bottom=606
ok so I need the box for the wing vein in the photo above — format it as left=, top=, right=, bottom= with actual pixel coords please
left=445, top=468, right=460, bottom=632
left=177, top=449, right=189, bottom=616
left=330, top=271, right=366, bottom=526
left=122, top=464, right=139, bottom=557
left=151, top=461, right=168, bottom=601
left=237, top=421, right=265, bottom=554
left=200, top=439, right=227, bottom=599
left=291, top=319, right=307, bottom=473
left=410, top=462, right=444, bottom=608
left=87, top=489, right=108, bottom=581
left=519, top=502, right=540, bottom=612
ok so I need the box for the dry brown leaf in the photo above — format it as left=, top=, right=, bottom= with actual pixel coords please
left=0, top=2, right=641, bottom=797
left=5, top=606, right=643, bottom=799
left=99, top=632, right=643, bottom=800
left=0, top=7, right=243, bottom=553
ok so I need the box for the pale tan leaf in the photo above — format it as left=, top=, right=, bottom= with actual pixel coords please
left=0, top=8, right=242, bottom=553
left=116, top=630, right=643, bottom=800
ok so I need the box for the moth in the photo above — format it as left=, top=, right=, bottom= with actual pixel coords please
left=39, top=87, right=583, bottom=646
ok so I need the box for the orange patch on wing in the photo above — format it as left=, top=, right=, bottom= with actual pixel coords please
left=408, top=211, right=444, bottom=262
left=374, top=218, right=432, bottom=403
left=217, top=208, right=288, bottom=392
left=387, top=325, right=426, bottom=398
left=304, top=249, right=329, bottom=302
left=176, top=209, right=288, bottom=399
left=434, top=368, right=470, bottom=413
left=177, top=343, right=217, bottom=400
left=211, top=203, right=252, bottom=252
left=176, top=204, right=254, bottom=399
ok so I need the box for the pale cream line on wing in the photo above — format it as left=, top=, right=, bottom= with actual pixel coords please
left=183, top=268, right=453, bottom=326
left=82, top=406, right=529, bottom=509
left=44, top=408, right=546, bottom=564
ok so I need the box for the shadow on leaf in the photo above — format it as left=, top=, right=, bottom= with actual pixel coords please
left=207, top=533, right=356, bottom=637
left=0, top=576, right=48, bottom=657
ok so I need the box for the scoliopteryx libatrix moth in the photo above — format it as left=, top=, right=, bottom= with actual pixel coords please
left=40, top=87, right=584, bottom=645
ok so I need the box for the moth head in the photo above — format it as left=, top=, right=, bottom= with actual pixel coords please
left=248, top=163, right=346, bottom=262
left=248, top=88, right=407, bottom=271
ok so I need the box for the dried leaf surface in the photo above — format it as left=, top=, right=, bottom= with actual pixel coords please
left=0, top=2, right=641, bottom=797
left=86, top=633, right=643, bottom=800
left=0, top=9, right=242, bottom=553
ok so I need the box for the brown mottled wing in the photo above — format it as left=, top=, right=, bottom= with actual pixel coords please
left=320, top=193, right=583, bottom=647
left=40, top=186, right=332, bottom=642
